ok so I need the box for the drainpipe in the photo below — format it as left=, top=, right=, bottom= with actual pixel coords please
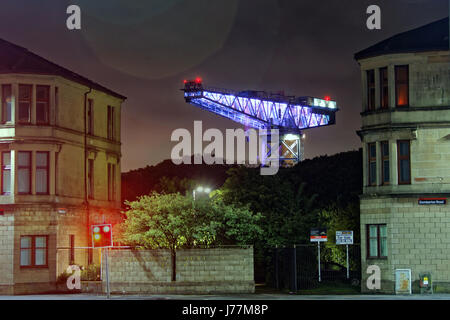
left=84, top=87, right=92, bottom=265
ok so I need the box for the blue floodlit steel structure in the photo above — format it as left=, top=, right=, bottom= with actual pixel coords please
left=182, top=79, right=338, bottom=165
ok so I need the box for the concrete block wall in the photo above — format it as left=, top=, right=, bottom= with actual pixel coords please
left=102, top=247, right=255, bottom=294
left=361, top=196, right=450, bottom=293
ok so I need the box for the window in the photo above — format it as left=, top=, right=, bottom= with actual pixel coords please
left=20, top=235, right=48, bottom=267
left=381, top=141, right=389, bottom=185
left=87, top=99, right=94, bottom=135
left=108, top=163, right=116, bottom=201
left=1, top=152, right=11, bottom=194
left=379, top=67, right=388, bottom=109
left=69, top=235, right=75, bottom=265
left=368, top=143, right=376, bottom=186
left=397, top=140, right=411, bottom=184
left=36, top=152, right=49, bottom=194
left=18, top=151, right=31, bottom=194
left=107, top=106, right=115, bottom=140
left=88, top=159, right=94, bottom=199
left=367, top=224, right=387, bottom=258
left=36, top=85, right=50, bottom=124
left=2, top=85, right=12, bottom=123
left=18, top=84, right=32, bottom=123
left=395, top=65, right=409, bottom=107
left=366, top=70, right=375, bottom=111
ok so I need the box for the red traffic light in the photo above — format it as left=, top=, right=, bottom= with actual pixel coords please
left=91, top=224, right=113, bottom=248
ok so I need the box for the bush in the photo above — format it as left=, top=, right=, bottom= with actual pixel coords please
left=81, top=264, right=101, bottom=281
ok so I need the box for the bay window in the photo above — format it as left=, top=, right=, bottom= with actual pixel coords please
left=18, top=84, right=32, bottom=123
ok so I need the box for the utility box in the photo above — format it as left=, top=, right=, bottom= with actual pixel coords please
left=419, top=272, right=433, bottom=294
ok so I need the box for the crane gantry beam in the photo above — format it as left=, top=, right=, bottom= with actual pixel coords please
left=182, top=78, right=339, bottom=165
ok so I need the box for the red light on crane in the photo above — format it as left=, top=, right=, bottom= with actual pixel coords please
left=183, top=79, right=187, bottom=84
left=195, top=77, right=202, bottom=83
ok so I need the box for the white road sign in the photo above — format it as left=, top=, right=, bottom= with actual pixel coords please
left=336, top=230, right=353, bottom=245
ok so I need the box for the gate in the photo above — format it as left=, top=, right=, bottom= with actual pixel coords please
left=270, top=243, right=361, bottom=291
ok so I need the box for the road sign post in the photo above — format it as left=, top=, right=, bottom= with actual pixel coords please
left=104, top=247, right=110, bottom=299
left=336, top=231, right=353, bottom=280
left=310, top=228, right=327, bottom=283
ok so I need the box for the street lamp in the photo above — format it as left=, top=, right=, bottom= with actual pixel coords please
left=193, top=186, right=211, bottom=201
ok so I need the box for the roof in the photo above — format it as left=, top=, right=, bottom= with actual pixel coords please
left=0, top=38, right=126, bottom=100
left=354, top=17, right=449, bottom=60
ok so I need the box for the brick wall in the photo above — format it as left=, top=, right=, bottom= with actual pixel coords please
left=101, top=247, right=254, bottom=294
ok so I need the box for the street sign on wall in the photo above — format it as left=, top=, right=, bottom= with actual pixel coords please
left=310, top=228, right=327, bottom=242
left=336, top=231, right=353, bottom=245
left=418, top=198, right=446, bottom=205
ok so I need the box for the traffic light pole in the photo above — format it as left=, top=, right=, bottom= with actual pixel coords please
left=104, top=247, right=111, bottom=299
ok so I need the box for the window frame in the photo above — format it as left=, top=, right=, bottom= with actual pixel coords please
left=107, top=105, right=115, bottom=141
left=379, top=67, right=389, bottom=109
left=380, top=141, right=389, bottom=185
left=87, top=99, right=94, bottom=135
left=108, top=163, right=116, bottom=201
left=2, top=84, right=12, bottom=124
left=1, top=151, right=11, bottom=195
left=87, top=159, right=94, bottom=199
left=366, top=224, right=387, bottom=259
left=368, top=143, right=377, bottom=186
left=35, top=151, right=49, bottom=195
left=18, top=84, right=32, bottom=124
left=36, top=85, right=50, bottom=125
left=69, top=235, right=75, bottom=265
left=20, top=235, right=49, bottom=268
left=17, top=151, right=32, bottom=195
left=397, top=140, right=411, bottom=185
left=366, top=70, right=376, bottom=111
left=395, top=65, right=409, bottom=107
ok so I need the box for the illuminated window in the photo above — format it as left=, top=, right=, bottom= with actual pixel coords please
left=368, top=143, right=376, bottom=186
left=1, top=152, right=11, bottom=194
left=18, top=151, right=31, bottom=194
left=379, top=67, right=388, bottom=109
left=381, top=141, right=389, bottom=185
left=397, top=140, right=411, bottom=184
left=36, top=85, right=50, bottom=124
left=36, top=152, right=49, bottom=194
left=20, top=235, right=48, bottom=267
left=2, top=85, right=12, bottom=123
left=366, top=70, right=375, bottom=111
left=18, top=84, right=32, bottom=123
left=367, top=224, right=387, bottom=258
left=395, top=65, right=409, bottom=107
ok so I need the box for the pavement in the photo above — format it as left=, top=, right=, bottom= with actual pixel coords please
left=1, top=293, right=450, bottom=300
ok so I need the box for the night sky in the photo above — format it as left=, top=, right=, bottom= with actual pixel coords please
left=0, top=0, right=447, bottom=171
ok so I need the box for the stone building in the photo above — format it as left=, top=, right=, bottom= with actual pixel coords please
left=355, top=17, right=450, bottom=293
left=0, top=38, right=126, bottom=294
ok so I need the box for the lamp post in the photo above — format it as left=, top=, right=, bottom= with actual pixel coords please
left=192, top=186, right=211, bottom=201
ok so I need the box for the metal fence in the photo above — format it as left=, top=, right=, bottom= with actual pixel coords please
left=267, top=243, right=361, bottom=291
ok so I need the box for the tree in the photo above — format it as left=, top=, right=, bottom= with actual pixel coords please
left=120, top=192, right=263, bottom=281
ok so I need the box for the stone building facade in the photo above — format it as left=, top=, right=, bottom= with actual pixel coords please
left=0, top=38, right=125, bottom=294
left=355, top=17, right=450, bottom=293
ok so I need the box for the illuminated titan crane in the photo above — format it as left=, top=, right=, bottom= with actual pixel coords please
left=182, top=78, right=338, bottom=166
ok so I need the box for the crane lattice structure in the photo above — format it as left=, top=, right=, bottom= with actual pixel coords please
left=182, top=78, right=338, bottom=166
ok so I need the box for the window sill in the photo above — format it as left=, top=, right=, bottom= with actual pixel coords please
left=20, top=265, right=49, bottom=269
